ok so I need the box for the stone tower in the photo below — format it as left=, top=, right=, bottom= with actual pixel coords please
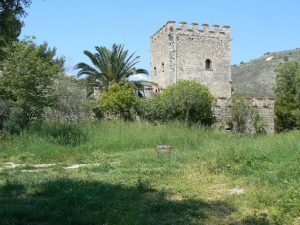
left=150, top=21, right=231, bottom=98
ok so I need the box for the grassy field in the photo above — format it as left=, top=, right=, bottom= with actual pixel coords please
left=0, top=121, right=299, bottom=225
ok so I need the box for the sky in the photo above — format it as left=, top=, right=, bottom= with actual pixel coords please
left=21, top=0, right=300, bottom=76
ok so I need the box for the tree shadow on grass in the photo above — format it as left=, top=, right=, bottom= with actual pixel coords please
left=0, top=178, right=272, bottom=225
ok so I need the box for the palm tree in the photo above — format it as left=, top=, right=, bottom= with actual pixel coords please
left=75, top=44, right=153, bottom=93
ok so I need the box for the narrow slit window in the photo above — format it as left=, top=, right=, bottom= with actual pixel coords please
left=205, top=59, right=212, bottom=70
left=154, top=66, right=157, bottom=76
left=162, top=63, right=165, bottom=72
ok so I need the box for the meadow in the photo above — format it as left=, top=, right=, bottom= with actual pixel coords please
left=0, top=121, right=299, bottom=225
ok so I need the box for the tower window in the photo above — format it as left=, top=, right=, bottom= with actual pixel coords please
left=154, top=66, right=157, bottom=76
left=205, top=59, right=212, bottom=70
left=162, top=63, right=164, bottom=72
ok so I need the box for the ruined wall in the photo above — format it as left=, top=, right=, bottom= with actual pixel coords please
left=150, top=21, right=231, bottom=98
left=213, top=98, right=275, bottom=133
left=250, top=98, right=275, bottom=133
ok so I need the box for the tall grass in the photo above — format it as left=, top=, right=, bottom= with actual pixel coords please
left=0, top=121, right=299, bottom=224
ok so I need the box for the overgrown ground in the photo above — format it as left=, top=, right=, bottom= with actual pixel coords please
left=0, top=121, right=299, bottom=225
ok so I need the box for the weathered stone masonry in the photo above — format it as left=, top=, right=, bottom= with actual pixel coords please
left=151, top=21, right=231, bottom=98
left=150, top=21, right=275, bottom=133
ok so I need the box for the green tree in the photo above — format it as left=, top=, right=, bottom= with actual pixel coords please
left=75, top=44, right=150, bottom=93
left=0, top=0, right=32, bottom=62
left=274, top=62, right=300, bottom=131
left=163, top=80, right=214, bottom=125
left=44, top=76, right=93, bottom=123
left=139, top=93, right=166, bottom=123
left=0, top=39, right=61, bottom=133
left=97, top=83, right=140, bottom=121
left=140, top=80, right=214, bottom=126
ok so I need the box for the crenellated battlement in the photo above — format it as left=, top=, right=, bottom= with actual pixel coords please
left=151, top=21, right=230, bottom=41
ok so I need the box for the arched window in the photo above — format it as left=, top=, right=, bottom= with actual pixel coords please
left=205, top=59, right=212, bottom=70
left=162, top=63, right=164, bottom=72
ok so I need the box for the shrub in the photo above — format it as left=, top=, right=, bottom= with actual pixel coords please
left=140, top=80, right=214, bottom=126
left=163, top=80, right=214, bottom=125
left=0, top=38, right=62, bottom=133
left=229, top=97, right=254, bottom=133
left=97, top=83, right=140, bottom=121
left=139, top=93, right=166, bottom=123
left=274, top=62, right=300, bottom=131
left=44, top=76, right=94, bottom=122
left=229, top=97, right=267, bottom=134
left=3, top=108, right=29, bottom=135
left=0, top=98, right=10, bottom=131
left=253, top=112, right=267, bottom=134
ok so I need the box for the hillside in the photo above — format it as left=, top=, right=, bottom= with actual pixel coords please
left=231, top=48, right=300, bottom=97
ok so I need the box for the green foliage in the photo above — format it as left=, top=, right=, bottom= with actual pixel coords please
left=0, top=121, right=299, bottom=224
left=140, top=80, right=214, bottom=126
left=229, top=97, right=267, bottom=134
left=3, top=107, right=29, bottom=134
left=75, top=44, right=150, bottom=92
left=253, top=112, right=267, bottom=134
left=230, top=97, right=254, bottom=133
left=0, top=0, right=32, bottom=62
left=0, top=98, right=10, bottom=130
left=274, top=61, right=300, bottom=131
left=97, top=83, right=140, bottom=121
left=0, top=38, right=62, bottom=133
left=44, top=76, right=93, bottom=122
left=139, top=93, right=166, bottom=123
left=163, top=80, right=214, bottom=125
left=31, top=122, right=88, bottom=146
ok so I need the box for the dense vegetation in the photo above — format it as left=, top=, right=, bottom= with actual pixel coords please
left=0, top=1, right=299, bottom=225
left=274, top=61, right=300, bottom=131
left=0, top=121, right=299, bottom=224
left=140, top=80, right=214, bottom=126
left=0, top=0, right=32, bottom=62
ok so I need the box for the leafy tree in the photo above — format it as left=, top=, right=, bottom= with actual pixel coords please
left=0, top=39, right=61, bottom=133
left=44, top=76, right=93, bottom=123
left=0, top=0, right=32, bottom=62
left=163, top=80, right=214, bottom=125
left=274, top=62, right=300, bottom=131
left=139, top=93, right=166, bottom=123
left=97, top=83, right=140, bottom=121
left=75, top=44, right=150, bottom=93
left=140, top=80, right=214, bottom=126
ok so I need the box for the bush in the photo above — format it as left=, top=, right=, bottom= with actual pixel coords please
left=229, top=97, right=254, bottom=133
left=274, top=62, right=300, bottom=131
left=0, top=39, right=62, bottom=133
left=229, top=97, right=266, bottom=134
left=0, top=98, right=10, bottom=131
left=44, top=76, right=94, bottom=122
left=253, top=112, right=267, bottom=134
left=139, top=93, right=166, bottom=123
left=140, top=80, right=214, bottom=126
left=97, top=83, right=140, bottom=121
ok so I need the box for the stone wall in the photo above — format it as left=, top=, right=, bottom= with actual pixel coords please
left=150, top=21, right=275, bottom=133
left=213, top=97, right=275, bottom=133
left=250, top=98, right=275, bottom=133
left=150, top=21, right=231, bottom=98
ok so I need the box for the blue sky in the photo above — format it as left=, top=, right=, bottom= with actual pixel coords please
left=21, top=0, right=300, bottom=76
